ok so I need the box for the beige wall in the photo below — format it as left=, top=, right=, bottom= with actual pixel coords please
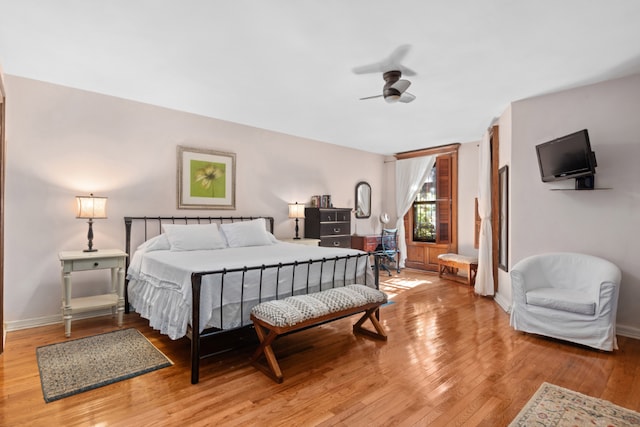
left=3, top=75, right=386, bottom=328
left=505, top=73, right=640, bottom=337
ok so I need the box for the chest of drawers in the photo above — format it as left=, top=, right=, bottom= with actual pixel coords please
left=304, top=207, right=352, bottom=248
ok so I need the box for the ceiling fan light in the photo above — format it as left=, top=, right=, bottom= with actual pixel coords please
left=385, top=94, right=400, bottom=103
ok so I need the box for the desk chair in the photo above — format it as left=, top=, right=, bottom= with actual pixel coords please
left=377, top=228, right=400, bottom=276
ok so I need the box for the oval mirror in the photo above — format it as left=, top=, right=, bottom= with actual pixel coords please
left=355, top=181, right=371, bottom=219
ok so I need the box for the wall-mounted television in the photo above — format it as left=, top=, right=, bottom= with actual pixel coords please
left=535, top=129, right=597, bottom=189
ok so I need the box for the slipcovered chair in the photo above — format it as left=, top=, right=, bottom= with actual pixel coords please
left=510, top=252, right=621, bottom=351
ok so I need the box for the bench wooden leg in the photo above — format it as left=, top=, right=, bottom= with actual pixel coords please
left=469, top=264, right=478, bottom=286
left=353, top=308, right=388, bottom=341
left=251, top=323, right=284, bottom=383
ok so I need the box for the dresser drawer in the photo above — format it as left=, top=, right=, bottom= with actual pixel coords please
left=71, top=257, right=121, bottom=271
left=320, top=222, right=350, bottom=236
left=318, top=209, right=351, bottom=222
left=320, top=235, right=352, bottom=248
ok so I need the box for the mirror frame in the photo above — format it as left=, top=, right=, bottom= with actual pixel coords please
left=354, top=181, right=371, bottom=219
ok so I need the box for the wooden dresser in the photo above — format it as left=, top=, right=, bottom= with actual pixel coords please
left=351, top=234, right=381, bottom=252
left=304, top=207, right=352, bottom=248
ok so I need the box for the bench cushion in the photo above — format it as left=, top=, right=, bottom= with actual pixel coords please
left=251, top=285, right=387, bottom=328
left=438, top=253, right=478, bottom=265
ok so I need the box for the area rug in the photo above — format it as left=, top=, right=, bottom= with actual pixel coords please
left=510, top=382, right=640, bottom=426
left=36, top=328, right=172, bottom=403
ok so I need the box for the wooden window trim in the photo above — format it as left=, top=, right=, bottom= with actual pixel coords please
left=398, top=145, right=459, bottom=271
left=396, top=143, right=461, bottom=160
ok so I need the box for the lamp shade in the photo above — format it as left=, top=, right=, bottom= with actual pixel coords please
left=288, top=202, right=305, bottom=219
left=76, top=194, right=107, bottom=219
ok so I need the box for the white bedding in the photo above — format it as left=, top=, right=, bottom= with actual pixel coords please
left=127, top=241, right=374, bottom=339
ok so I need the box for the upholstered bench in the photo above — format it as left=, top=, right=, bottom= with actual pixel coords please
left=249, top=284, right=388, bottom=383
left=437, top=253, right=478, bottom=286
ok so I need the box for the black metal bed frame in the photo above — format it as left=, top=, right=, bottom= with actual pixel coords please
left=124, top=216, right=380, bottom=384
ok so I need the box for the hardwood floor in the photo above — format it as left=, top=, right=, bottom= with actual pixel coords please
left=2, top=270, right=639, bottom=426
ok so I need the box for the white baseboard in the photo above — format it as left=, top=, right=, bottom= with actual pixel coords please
left=493, top=292, right=511, bottom=314
left=616, top=324, right=640, bottom=341
left=4, top=308, right=116, bottom=333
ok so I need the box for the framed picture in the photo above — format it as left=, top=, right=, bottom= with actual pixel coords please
left=498, top=165, right=508, bottom=271
left=177, top=146, right=236, bottom=210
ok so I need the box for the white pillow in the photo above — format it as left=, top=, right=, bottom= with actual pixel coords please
left=162, top=223, right=227, bottom=251
left=136, top=234, right=171, bottom=253
left=220, top=218, right=274, bottom=248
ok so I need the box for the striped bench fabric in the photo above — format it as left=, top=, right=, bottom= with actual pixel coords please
left=250, top=284, right=388, bottom=382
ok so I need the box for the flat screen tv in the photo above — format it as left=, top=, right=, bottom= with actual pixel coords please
left=535, top=129, right=597, bottom=186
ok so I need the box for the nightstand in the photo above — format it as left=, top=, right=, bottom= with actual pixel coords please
left=281, top=238, right=321, bottom=246
left=58, top=249, right=128, bottom=337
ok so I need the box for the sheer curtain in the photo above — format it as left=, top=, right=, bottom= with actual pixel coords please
left=395, top=155, right=436, bottom=268
left=475, top=131, right=494, bottom=295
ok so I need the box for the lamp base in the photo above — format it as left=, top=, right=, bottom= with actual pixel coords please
left=84, top=219, right=97, bottom=252
left=293, top=237, right=301, bottom=240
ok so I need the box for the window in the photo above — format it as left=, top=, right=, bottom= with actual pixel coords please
left=413, top=165, right=436, bottom=242
left=410, top=154, right=452, bottom=245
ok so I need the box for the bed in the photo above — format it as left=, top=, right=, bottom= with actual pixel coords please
left=124, top=216, right=379, bottom=383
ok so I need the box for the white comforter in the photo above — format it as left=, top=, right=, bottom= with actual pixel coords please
left=127, top=242, right=373, bottom=339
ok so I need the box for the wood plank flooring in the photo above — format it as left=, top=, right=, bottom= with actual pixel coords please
left=2, top=270, right=639, bottom=426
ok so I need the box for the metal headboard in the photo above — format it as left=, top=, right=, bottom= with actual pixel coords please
left=123, top=215, right=275, bottom=311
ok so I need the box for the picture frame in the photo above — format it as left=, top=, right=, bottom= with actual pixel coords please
left=177, top=146, right=236, bottom=210
left=498, top=165, right=508, bottom=271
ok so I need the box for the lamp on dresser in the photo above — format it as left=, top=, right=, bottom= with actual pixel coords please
left=288, top=202, right=305, bottom=239
left=76, top=193, right=107, bottom=252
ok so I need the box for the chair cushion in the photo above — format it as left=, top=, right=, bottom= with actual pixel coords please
left=525, top=287, right=596, bottom=316
left=251, top=284, right=387, bottom=328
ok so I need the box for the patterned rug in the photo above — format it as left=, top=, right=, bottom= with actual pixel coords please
left=510, top=382, right=640, bottom=426
left=36, top=328, right=172, bottom=403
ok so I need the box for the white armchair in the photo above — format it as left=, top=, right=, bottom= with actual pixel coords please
left=510, top=252, right=621, bottom=351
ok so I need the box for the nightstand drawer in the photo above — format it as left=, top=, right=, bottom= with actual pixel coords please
left=70, top=257, right=121, bottom=271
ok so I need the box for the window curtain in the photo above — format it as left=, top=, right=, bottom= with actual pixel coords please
left=475, top=131, right=494, bottom=296
left=395, top=155, right=436, bottom=268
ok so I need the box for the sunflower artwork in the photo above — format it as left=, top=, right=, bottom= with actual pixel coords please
left=191, top=160, right=226, bottom=198
left=177, top=146, right=236, bottom=209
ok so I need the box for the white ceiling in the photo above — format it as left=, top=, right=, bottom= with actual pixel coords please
left=1, top=1, right=640, bottom=155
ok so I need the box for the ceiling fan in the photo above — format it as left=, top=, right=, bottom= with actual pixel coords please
left=353, top=44, right=416, bottom=104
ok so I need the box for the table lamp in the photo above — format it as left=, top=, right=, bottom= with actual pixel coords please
left=288, top=202, right=305, bottom=239
left=76, top=193, right=107, bottom=252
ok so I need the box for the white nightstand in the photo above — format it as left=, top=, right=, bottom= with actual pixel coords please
left=58, top=249, right=128, bottom=337
left=281, top=238, right=321, bottom=246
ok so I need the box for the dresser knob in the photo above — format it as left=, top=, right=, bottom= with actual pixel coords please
left=93, top=262, right=99, bottom=267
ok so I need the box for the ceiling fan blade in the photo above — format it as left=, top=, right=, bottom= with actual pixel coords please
left=353, top=44, right=416, bottom=75
left=352, top=63, right=384, bottom=74
left=399, top=65, right=417, bottom=77
left=359, top=94, right=384, bottom=100
left=399, top=92, right=416, bottom=103
left=391, top=79, right=411, bottom=93
left=388, top=44, right=411, bottom=66
left=385, top=44, right=417, bottom=75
